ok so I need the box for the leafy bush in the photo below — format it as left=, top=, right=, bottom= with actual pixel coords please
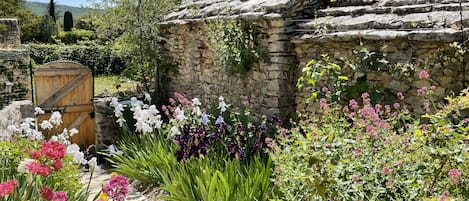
left=28, top=42, right=126, bottom=75
left=272, top=68, right=469, bottom=200
left=58, top=29, right=96, bottom=44
left=208, top=19, right=267, bottom=74
left=107, top=93, right=279, bottom=200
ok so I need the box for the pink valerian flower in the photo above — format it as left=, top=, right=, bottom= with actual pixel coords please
left=374, top=104, right=382, bottom=113
left=418, top=70, right=430, bottom=79
left=103, top=175, right=129, bottom=201
left=393, top=103, right=400, bottom=109
left=0, top=180, right=17, bottom=198
left=361, top=92, right=371, bottom=105
left=397, top=92, right=405, bottom=100
left=349, top=99, right=359, bottom=110
left=52, top=191, right=68, bottom=201
left=395, top=161, right=403, bottom=168
left=249, top=40, right=255, bottom=48
left=448, top=169, right=461, bottom=185
left=439, top=190, right=450, bottom=201
left=41, top=186, right=54, bottom=200
left=351, top=175, right=359, bottom=182
left=382, top=167, right=393, bottom=175
left=430, top=85, right=437, bottom=91
left=385, top=177, right=395, bottom=187
left=26, top=161, right=51, bottom=176
left=342, top=106, right=349, bottom=113
left=371, top=147, right=378, bottom=153
left=319, top=98, right=329, bottom=110
left=384, top=105, right=391, bottom=112
left=365, top=124, right=377, bottom=139
left=464, top=118, right=469, bottom=124
left=41, top=141, right=65, bottom=160
left=353, top=148, right=362, bottom=157
left=348, top=112, right=356, bottom=119
left=417, top=87, right=428, bottom=96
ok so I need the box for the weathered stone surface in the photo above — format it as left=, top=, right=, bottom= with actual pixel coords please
left=0, top=19, right=20, bottom=49
left=0, top=100, right=33, bottom=141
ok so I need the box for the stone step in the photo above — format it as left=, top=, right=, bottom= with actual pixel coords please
left=299, top=10, right=469, bottom=31
left=317, top=3, right=469, bottom=17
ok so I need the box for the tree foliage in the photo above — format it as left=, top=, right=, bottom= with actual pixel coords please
left=0, top=0, right=41, bottom=42
left=63, top=11, right=73, bottom=31
left=48, top=0, right=56, bottom=22
left=91, top=0, right=181, bottom=103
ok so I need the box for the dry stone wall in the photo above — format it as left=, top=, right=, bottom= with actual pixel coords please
left=161, top=16, right=297, bottom=120
left=0, top=19, right=31, bottom=109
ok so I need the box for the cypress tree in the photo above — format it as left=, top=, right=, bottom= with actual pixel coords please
left=48, top=0, right=56, bottom=22
left=64, top=11, right=73, bottom=31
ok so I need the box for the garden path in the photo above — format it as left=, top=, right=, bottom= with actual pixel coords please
left=82, top=166, right=164, bottom=201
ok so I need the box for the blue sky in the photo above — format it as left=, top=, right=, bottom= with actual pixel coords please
left=27, top=0, right=93, bottom=8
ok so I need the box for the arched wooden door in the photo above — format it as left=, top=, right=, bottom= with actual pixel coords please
left=34, top=61, right=95, bottom=147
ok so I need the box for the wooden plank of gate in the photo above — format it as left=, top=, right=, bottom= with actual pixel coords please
left=38, top=73, right=88, bottom=108
left=67, top=112, right=89, bottom=131
left=34, top=68, right=89, bottom=76
left=41, top=104, right=94, bottom=113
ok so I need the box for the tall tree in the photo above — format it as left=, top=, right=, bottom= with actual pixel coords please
left=63, top=11, right=73, bottom=31
left=48, top=0, right=56, bottom=22
left=93, top=0, right=181, bottom=104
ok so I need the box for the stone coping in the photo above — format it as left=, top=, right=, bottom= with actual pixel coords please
left=293, top=28, right=469, bottom=42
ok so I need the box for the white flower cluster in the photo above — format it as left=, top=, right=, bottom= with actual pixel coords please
left=110, top=96, right=163, bottom=134
left=218, top=96, right=229, bottom=113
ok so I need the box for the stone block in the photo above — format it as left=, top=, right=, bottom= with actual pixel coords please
left=0, top=19, right=20, bottom=49
left=387, top=80, right=410, bottom=92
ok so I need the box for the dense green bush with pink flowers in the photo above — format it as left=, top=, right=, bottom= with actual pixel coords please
left=271, top=66, right=468, bottom=200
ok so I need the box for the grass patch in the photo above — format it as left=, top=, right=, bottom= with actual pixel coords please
left=94, top=75, right=138, bottom=96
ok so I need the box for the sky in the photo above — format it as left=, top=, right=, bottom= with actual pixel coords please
left=27, top=0, right=93, bottom=8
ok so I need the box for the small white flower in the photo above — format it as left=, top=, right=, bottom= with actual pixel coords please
left=218, top=100, right=228, bottom=113
left=117, top=117, right=126, bottom=127
left=69, top=128, right=79, bottom=137
left=174, top=107, right=185, bottom=121
left=218, top=96, right=224, bottom=102
left=40, top=120, right=53, bottom=130
left=110, top=97, right=119, bottom=107
left=170, top=126, right=181, bottom=137
left=31, top=130, right=43, bottom=141
left=67, top=144, right=80, bottom=154
left=109, top=144, right=123, bottom=155
left=144, top=93, right=152, bottom=103
left=88, top=157, right=97, bottom=169
left=114, top=104, right=125, bottom=118
left=7, top=125, right=19, bottom=133
left=34, top=107, right=45, bottom=115
left=73, top=151, right=87, bottom=164
left=192, top=98, right=202, bottom=106
left=17, top=158, right=35, bottom=173
left=49, top=111, right=63, bottom=126
left=50, top=136, right=58, bottom=141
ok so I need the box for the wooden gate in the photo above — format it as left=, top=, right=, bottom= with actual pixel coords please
left=34, top=61, right=95, bottom=147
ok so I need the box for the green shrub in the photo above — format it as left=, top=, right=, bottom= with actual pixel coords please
left=58, top=29, right=96, bottom=44
left=63, top=11, right=73, bottom=32
left=28, top=42, right=126, bottom=75
left=272, top=64, right=469, bottom=200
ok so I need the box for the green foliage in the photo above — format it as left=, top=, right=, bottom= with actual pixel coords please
left=161, top=156, right=274, bottom=201
left=297, top=54, right=348, bottom=103
left=48, top=0, right=56, bottom=22
left=0, top=23, right=7, bottom=41
left=0, top=0, right=42, bottom=42
left=63, top=11, right=73, bottom=31
left=28, top=42, right=126, bottom=75
left=38, top=15, right=58, bottom=43
left=208, top=19, right=267, bottom=74
left=57, top=29, right=95, bottom=44
left=92, top=0, right=180, bottom=99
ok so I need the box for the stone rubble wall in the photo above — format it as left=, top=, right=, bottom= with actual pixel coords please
left=294, top=39, right=468, bottom=114
left=94, top=98, right=120, bottom=151
left=161, top=17, right=297, bottom=120
left=0, top=19, right=31, bottom=109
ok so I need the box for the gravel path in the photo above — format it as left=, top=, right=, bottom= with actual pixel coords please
left=81, top=166, right=164, bottom=201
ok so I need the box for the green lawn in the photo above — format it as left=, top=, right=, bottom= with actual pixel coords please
left=94, top=75, right=138, bottom=96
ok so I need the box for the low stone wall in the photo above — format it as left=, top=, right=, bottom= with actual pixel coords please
left=94, top=98, right=120, bottom=151
left=0, top=19, right=31, bottom=109
left=293, top=39, right=469, bottom=114
left=161, top=17, right=297, bottom=120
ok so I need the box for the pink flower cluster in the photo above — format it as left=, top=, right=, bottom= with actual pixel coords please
left=448, top=169, right=461, bottom=185
left=418, top=70, right=430, bottom=79
left=26, top=140, right=66, bottom=176
left=0, top=180, right=17, bottom=198
left=102, top=175, right=129, bottom=201
left=41, top=186, right=68, bottom=201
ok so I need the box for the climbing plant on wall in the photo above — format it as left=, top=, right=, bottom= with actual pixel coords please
left=207, top=19, right=266, bottom=74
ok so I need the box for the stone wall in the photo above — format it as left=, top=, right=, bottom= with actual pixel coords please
left=161, top=16, right=297, bottom=120
left=94, top=98, right=120, bottom=151
left=0, top=100, right=34, bottom=141
left=0, top=19, right=31, bottom=109
left=293, top=38, right=469, bottom=114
